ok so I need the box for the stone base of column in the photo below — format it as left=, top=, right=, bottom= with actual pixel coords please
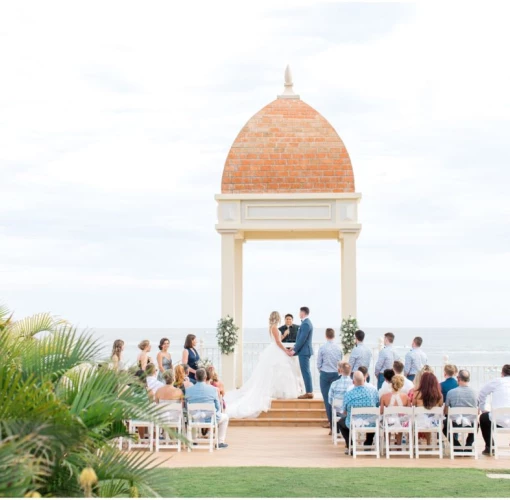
left=221, top=352, right=237, bottom=392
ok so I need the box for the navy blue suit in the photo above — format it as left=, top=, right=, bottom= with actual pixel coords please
left=293, top=317, right=314, bottom=393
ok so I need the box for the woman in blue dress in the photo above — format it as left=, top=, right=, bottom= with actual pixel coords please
left=156, top=337, right=173, bottom=382
left=181, top=334, right=200, bottom=384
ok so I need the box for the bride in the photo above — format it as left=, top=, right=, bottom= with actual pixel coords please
left=224, top=311, right=302, bottom=419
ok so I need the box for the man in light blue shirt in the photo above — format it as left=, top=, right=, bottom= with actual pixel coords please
left=374, top=332, right=399, bottom=390
left=349, top=330, right=372, bottom=382
left=185, top=368, right=229, bottom=448
left=328, top=362, right=353, bottom=417
left=404, top=336, right=427, bottom=381
left=316, top=328, right=343, bottom=428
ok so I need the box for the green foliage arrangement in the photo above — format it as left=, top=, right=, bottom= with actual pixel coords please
left=0, top=304, right=176, bottom=498
left=216, top=315, right=239, bottom=355
left=341, top=316, right=358, bottom=355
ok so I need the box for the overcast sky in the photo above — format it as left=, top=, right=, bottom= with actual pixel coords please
left=1, top=1, right=509, bottom=329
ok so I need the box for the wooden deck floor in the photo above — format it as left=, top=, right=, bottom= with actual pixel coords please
left=153, top=426, right=510, bottom=469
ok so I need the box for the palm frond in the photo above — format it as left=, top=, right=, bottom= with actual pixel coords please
left=8, top=311, right=59, bottom=338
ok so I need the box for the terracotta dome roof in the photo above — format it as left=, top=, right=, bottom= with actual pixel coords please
left=221, top=97, right=355, bottom=194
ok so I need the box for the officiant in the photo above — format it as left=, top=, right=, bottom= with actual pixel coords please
left=279, top=314, right=298, bottom=344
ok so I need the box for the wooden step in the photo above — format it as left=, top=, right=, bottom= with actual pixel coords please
left=257, top=409, right=326, bottom=419
left=270, top=399, right=325, bottom=410
left=230, top=417, right=328, bottom=427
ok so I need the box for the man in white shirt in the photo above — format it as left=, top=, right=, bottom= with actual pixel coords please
left=478, top=364, right=510, bottom=455
left=379, top=360, right=414, bottom=396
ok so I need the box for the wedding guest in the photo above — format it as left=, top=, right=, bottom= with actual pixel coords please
left=404, top=337, right=427, bottom=381
left=443, top=369, right=478, bottom=449
left=137, top=340, right=152, bottom=372
left=380, top=375, right=409, bottom=446
left=110, top=339, right=124, bottom=371
left=328, top=362, right=353, bottom=435
left=349, top=330, right=372, bottom=381
left=374, top=332, right=399, bottom=390
left=182, top=364, right=194, bottom=388
left=207, top=366, right=226, bottom=410
left=145, top=363, right=164, bottom=393
left=478, top=364, right=510, bottom=456
left=440, top=364, right=458, bottom=401
left=377, top=369, right=395, bottom=397
left=392, top=361, right=414, bottom=394
left=155, top=369, right=183, bottom=403
left=174, top=364, right=193, bottom=392
left=185, top=368, right=229, bottom=449
left=408, top=365, right=434, bottom=405
left=338, top=371, right=379, bottom=454
left=411, top=372, right=443, bottom=445
left=182, top=334, right=200, bottom=384
left=279, top=314, right=299, bottom=344
left=317, top=328, right=343, bottom=429
left=380, top=375, right=409, bottom=411
left=157, top=338, right=173, bottom=382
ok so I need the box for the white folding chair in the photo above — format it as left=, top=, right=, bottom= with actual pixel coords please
left=349, top=407, right=380, bottom=458
left=186, top=403, right=218, bottom=452
left=446, top=407, right=478, bottom=459
left=381, top=406, right=414, bottom=459
left=490, top=407, right=510, bottom=459
left=127, top=420, right=155, bottom=451
left=413, top=406, right=444, bottom=458
left=155, top=401, right=183, bottom=452
left=332, top=398, right=343, bottom=445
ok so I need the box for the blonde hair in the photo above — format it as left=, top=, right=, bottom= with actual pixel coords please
left=145, top=363, right=156, bottom=376
left=269, top=311, right=281, bottom=326
left=111, top=339, right=124, bottom=360
left=174, top=365, right=186, bottom=387
left=414, top=365, right=433, bottom=388
left=391, top=375, right=404, bottom=392
left=138, top=339, right=150, bottom=351
left=163, top=369, right=175, bottom=385
left=206, top=366, right=219, bottom=383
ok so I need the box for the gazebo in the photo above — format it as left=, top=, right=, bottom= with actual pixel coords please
left=215, top=67, right=362, bottom=390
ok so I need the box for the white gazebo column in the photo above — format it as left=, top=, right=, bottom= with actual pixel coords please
left=234, top=237, right=244, bottom=388
left=340, top=231, right=359, bottom=319
left=220, top=230, right=237, bottom=391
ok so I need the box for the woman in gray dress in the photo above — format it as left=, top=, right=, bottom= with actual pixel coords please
left=157, top=337, right=173, bottom=382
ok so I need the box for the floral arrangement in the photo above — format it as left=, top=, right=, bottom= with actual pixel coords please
left=341, top=316, right=358, bottom=355
left=216, top=315, right=239, bottom=355
left=197, top=358, right=213, bottom=370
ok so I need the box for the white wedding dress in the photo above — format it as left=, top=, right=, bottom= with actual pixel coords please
left=224, top=328, right=302, bottom=419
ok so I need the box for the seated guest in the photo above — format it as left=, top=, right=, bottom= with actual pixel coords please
left=279, top=314, right=299, bottom=344
left=392, top=360, right=414, bottom=394
left=411, top=371, right=443, bottom=445
left=338, top=371, right=380, bottom=454
left=478, top=364, right=510, bottom=456
left=380, top=375, right=409, bottom=446
left=358, top=366, right=379, bottom=398
left=328, top=362, right=354, bottom=435
left=185, top=368, right=229, bottom=449
left=317, top=328, right=343, bottom=429
left=408, top=365, right=434, bottom=405
left=206, top=366, right=226, bottom=410
left=378, top=369, right=395, bottom=397
left=443, top=369, right=478, bottom=449
left=155, top=369, right=183, bottom=403
left=374, top=332, right=398, bottom=390
left=145, top=363, right=164, bottom=392
left=380, top=375, right=409, bottom=411
left=440, top=364, right=459, bottom=402
left=174, top=365, right=193, bottom=393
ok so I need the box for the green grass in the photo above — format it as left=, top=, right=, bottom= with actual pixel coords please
left=161, top=467, right=510, bottom=497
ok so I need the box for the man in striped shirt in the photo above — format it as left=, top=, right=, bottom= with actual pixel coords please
left=404, top=336, right=427, bottom=381
left=349, top=330, right=372, bottom=382
left=374, top=332, right=399, bottom=390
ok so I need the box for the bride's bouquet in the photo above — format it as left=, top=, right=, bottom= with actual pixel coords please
left=216, top=315, right=239, bottom=355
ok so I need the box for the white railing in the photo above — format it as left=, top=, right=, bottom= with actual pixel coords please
left=199, top=342, right=501, bottom=391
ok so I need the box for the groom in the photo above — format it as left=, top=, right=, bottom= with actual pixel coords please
left=288, top=306, right=314, bottom=399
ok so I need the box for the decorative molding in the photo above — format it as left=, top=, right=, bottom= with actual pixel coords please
left=244, top=203, right=331, bottom=221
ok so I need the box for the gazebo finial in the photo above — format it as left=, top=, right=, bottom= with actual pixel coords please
left=278, top=64, right=300, bottom=99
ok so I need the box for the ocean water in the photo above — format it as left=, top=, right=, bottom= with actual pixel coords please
left=94, top=327, right=510, bottom=369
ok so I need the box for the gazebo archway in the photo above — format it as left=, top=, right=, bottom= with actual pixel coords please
left=215, top=67, right=361, bottom=390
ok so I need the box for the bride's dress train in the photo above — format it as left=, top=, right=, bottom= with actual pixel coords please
left=224, top=335, right=302, bottom=419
